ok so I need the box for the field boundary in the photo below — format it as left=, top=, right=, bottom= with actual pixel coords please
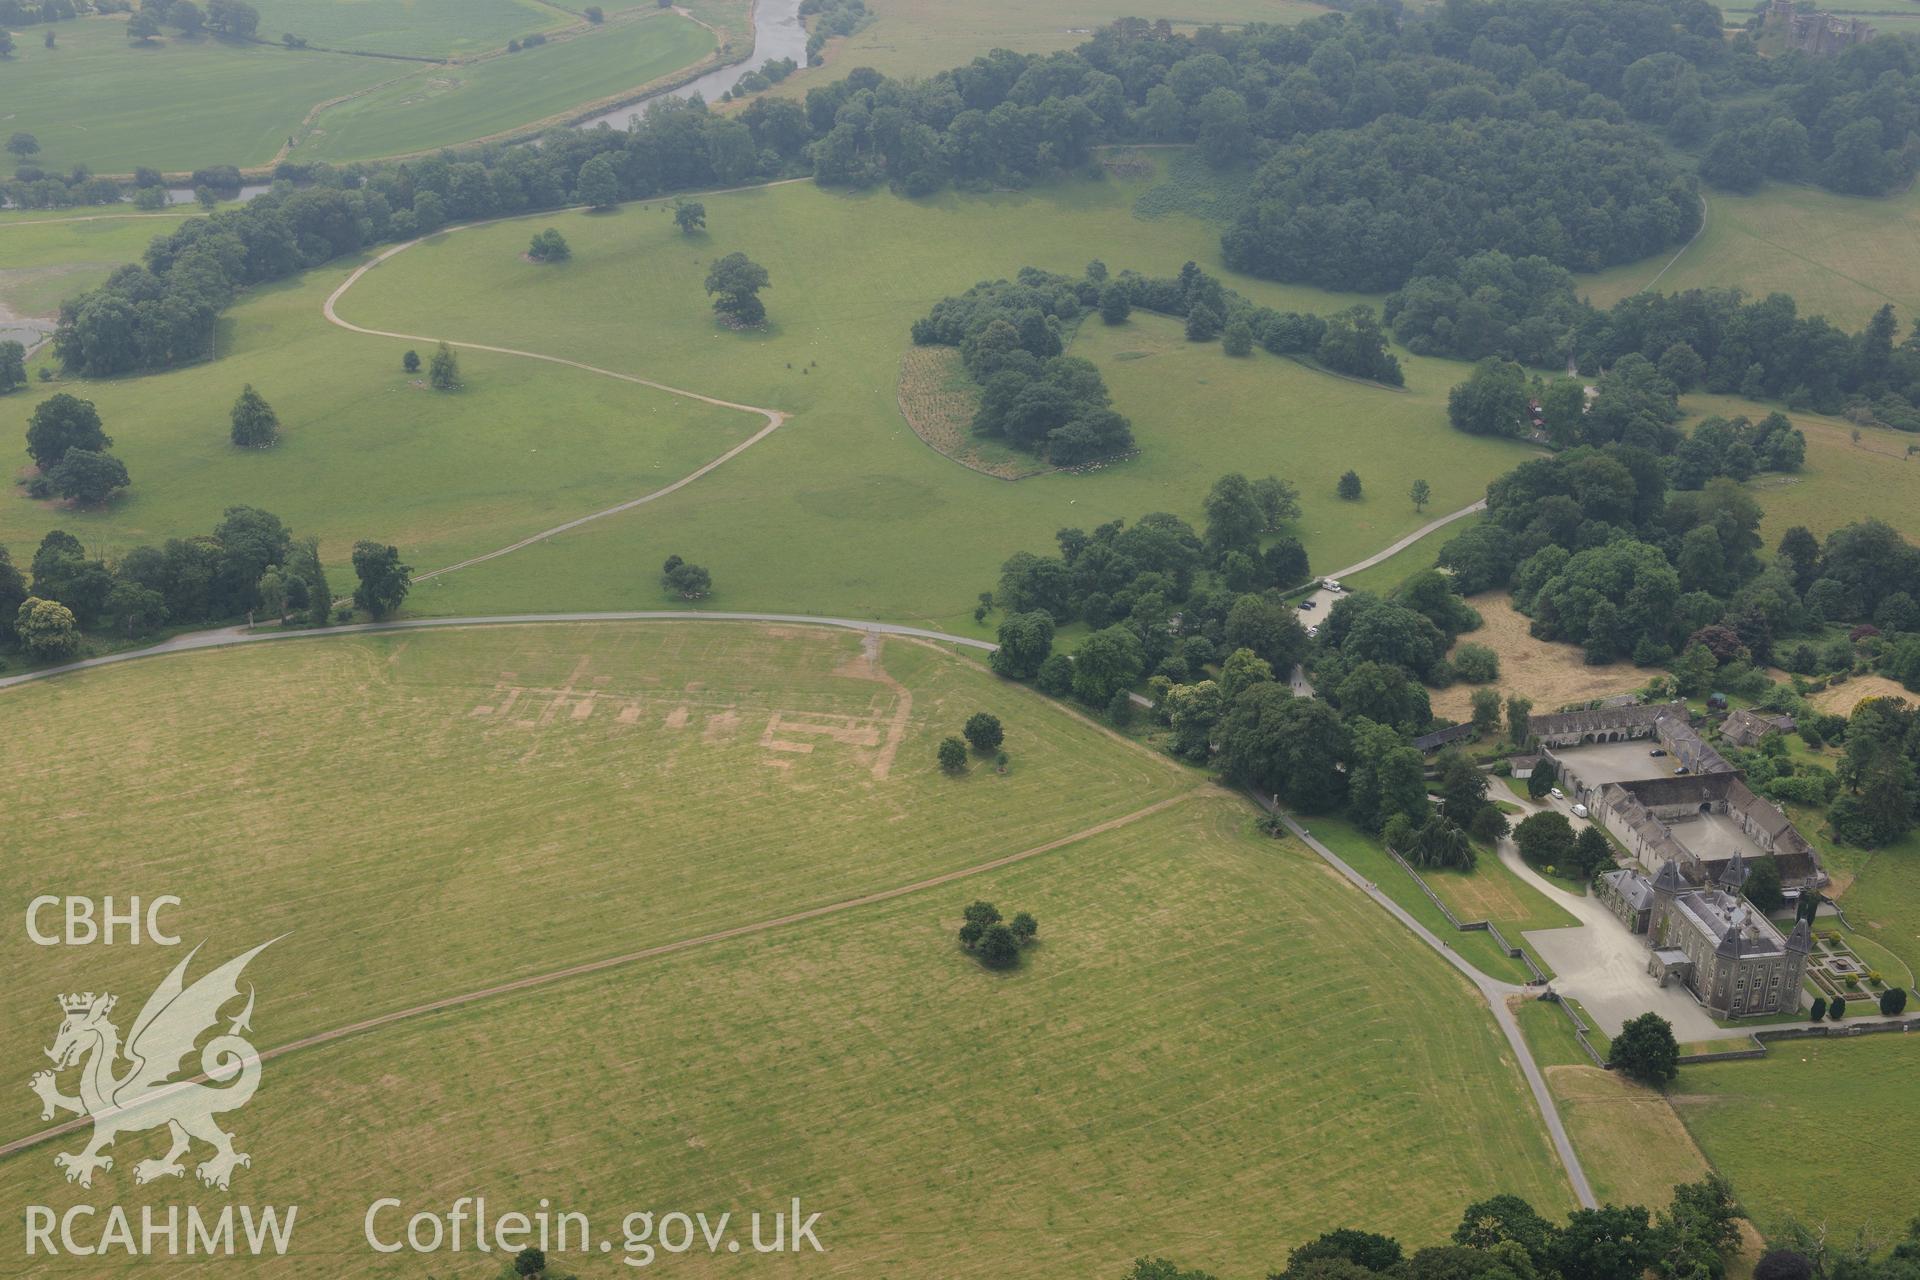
left=1384, top=845, right=1551, bottom=983
left=0, top=787, right=1207, bottom=1163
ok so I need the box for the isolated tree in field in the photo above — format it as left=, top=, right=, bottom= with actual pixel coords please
left=705, top=252, right=771, bottom=326
left=402, top=350, right=420, bottom=374
left=1451, top=642, right=1499, bottom=683
left=0, top=340, right=26, bottom=393
left=15, top=597, right=80, bottom=660
left=127, top=12, right=161, bottom=41
left=659, top=554, right=712, bottom=599
left=1409, top=478, right=1431, bottom=513
left=1009, top=912, right=1037, bottom=944
left=963, top=712, right=1003, bottom=753
left=526, top=228, right=570, bottom=262
left=25, top=393, right=110, bottom=469
left=1607, top=1011, right=1679, bottom=1085
left=975, top=922, right=1019, bottom=968
left=1098, top=283, right=1131, bottom=325
left=959, top=900, right=1000, bottom=947
left=208, top=0, right=261, bottom=38
left=1336, top=470, right=1362, bottom=500
left=229, top=384, right=278, bottom=447
left=350, top=540, right=411, bottom=620
left=514, top=1246, right=547, bottom=1278
left=576, top=154, right=621, bottom=209
left=47, top=449, right=130, bottom=506
left=428, top=341, right=459, bottom=390
left=674, top=200, right=706, bottom=234
left=938, top=736, right=968, bottom=773
left=6, top=132, right=39, bottom=161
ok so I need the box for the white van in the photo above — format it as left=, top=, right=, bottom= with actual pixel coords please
left=1571, top=803, right=1590, bottom=819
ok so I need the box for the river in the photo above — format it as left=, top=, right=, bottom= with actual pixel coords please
left=576, top=0, right=809, bottom=131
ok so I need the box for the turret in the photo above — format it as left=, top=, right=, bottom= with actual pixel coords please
left=1718, top=850, right=1749, bottom=892
left=1786, top=917, right=1812, bottom=954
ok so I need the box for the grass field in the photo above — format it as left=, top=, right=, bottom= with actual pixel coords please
left=1582, top=183, right=1920, bottom=332
left=1432, top=594, right=1643, bottom=722
left=776, top=0, right=1335, bottom=88
left=244, top=0, right=568, bottom=57
left=1673, top=1037, right=1920, bottom=1238
left=0, top=17, right=401, bottom=174
left=0, top=622, right=1194, bottom=1097
left=1829, top=831, right=1920, bottom=982
left=315, top=164, right=1531, bottom=632
left=0, top=214, right=196, bottom=325
left=0, top=624, right=1576, bottom=1274
left=0, top=9, right=720, bottom=175
left=1676, top=394, right=1920, bottom=546
left=0, top=268, right=768, bottom=579
left=294, top=11, right=717, bottom=163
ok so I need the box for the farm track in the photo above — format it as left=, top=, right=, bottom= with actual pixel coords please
left=0, top=788, right=1207, bottom=1162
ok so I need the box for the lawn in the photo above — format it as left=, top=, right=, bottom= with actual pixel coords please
left=0, top=626, right=1577, bottom=1275
left=1673, top=1037, right=1920, bottom=1238
left=244, top=0, right=569, bottom=57
left=0, top=621, right=1194, bottom=1099
left=294, top=10, right=718, bottom=163
left=0, top=16, right=401, bottom=174
left=1296, top=816, right=1540, bottom=985
left=325, top=163, right=1530, bottom=633
left=1829, top=830, right=1920, bottom=984
left=1581, top=182, right=1920, bottom=332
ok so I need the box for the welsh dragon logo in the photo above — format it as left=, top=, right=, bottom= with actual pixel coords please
left=30, top=939, right=278, bottom=1191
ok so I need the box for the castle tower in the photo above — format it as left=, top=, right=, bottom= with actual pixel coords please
left=1718, top=850, right=1749, bottom=894
left=1650, top=859, right=1684, bottom=943
left=1785, top=916, right=1813, bottom=1001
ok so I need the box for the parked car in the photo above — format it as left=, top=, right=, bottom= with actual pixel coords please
left=1323, top=578, right=1344, bottom=592
left=1674, top=765, right=1689, bottom=775
left=1298, top=599, right=1316, bottom=610
left=1649, top=748, right=1667, bottom=757
left=1550, top=788, right=1564, bottom=800
left=1306, top=625, right=1319, bottom=638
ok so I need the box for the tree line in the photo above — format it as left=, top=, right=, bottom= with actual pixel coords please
left=1127, top=1178, right=1920, bottom=1280
left=0, top=508, right=413, bottom=663
left=912, top=258, right=1400, bottom=468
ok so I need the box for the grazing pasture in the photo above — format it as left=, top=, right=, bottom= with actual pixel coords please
left=0, top=9, right=720, bottom=176
left=1671, top=1037, right=1920, bottom=1238
left=243, top=0, right=569, bottom=57
left=294, top=11, right=717, bottom=163
left=329, top=166, right=1530, bottom=631
left=1582, top=182, right=1920, bottom=332
left=0, top=622, right=1192, bottom=1097
left=0, top=627, right=1574, bottom=1273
